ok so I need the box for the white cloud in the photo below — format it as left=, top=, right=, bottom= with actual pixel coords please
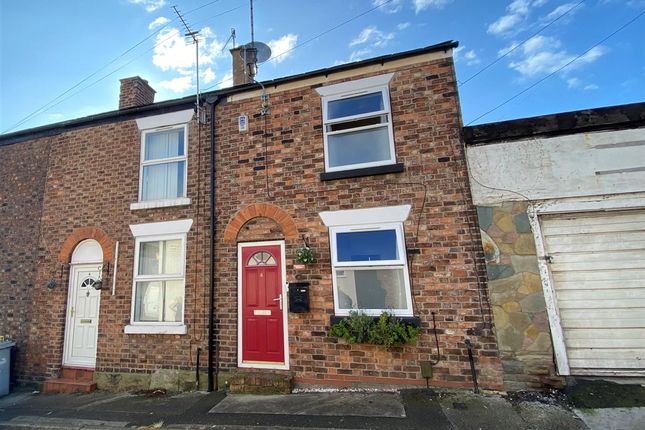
left=584, top=84, right=599, bottom=91
left=151, top=26, right=227, bottom=94
left=541, top=2, right=581, bottom=22
left=488, top=0, right=551, bottom=36
left=128, top=0, right=166, bottom=12
left=414, top=0, right=453, bottom=13
left=159, top=76, right=193, bottom=93
left=202, top=67, right=215, bottom=84
left=506, top=35, right=607, bottom=78
left=454, top=46, right=481, bottom=66
left=464, top=50, right=480, bottom=66
left=373, top=0, right=403, bottom=13
left=350, top=26, right=394, bottom=48
left=152, top=27, right=225, bottom=73
left=566, top=77, right=581, bottom=88
left=267, top=34, right=298, bottom=63
left=217, top=73, right=233, bottom=89
left=498, top=41, right=521, bottom=57
left=148, top=16, right=169, bottom=30
left=349, top=48, right=373, bottom=62
left=153, top=28, right=197, bottom=72
left=397, top=22, right=411, bottom=30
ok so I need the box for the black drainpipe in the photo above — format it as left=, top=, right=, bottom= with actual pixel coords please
left=206, top=95, right=221, bottom=392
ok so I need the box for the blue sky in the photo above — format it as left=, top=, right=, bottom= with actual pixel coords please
left=1, top=0, right=643, bottom=133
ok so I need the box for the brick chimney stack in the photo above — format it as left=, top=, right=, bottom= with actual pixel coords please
left=119, top=77, right=156, bottom=110
left=231, top=47, right=252, bottom=86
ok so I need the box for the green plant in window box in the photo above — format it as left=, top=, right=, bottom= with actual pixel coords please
left=329, top=311, right=418, bottom=348
left=295, top=246, right=316, bottom=265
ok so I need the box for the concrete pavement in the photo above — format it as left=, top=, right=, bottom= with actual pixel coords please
left=0, top=381, right=643, bottom=429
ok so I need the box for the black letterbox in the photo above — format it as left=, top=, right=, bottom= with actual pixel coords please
left=288, top=282, right=310, bottom=313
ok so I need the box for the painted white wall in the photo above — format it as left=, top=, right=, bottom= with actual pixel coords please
left=467, top=128, right=645, bottom=206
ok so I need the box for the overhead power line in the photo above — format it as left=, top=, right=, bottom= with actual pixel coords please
left=458, top=0, right=586, bottom=87
left=466, top=9, right=645, bottom=126
left=2, top=0, right=237, bottom=134
left=202, top=0, right=396, bottom=91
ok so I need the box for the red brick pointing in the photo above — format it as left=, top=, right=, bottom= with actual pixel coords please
left=223, top=203, right=299, bottom=242
left=58, top=227, right=114, bottom=263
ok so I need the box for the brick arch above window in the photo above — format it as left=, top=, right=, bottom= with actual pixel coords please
left=58, top=227, right=114, bottom=263
left=223, top=203, right=299, bottom=242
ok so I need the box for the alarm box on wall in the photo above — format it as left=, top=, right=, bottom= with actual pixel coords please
left=288, top=282, right=310, bottom=313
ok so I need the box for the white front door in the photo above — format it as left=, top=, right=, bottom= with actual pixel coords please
left=63, top=264, right=102, bottom=368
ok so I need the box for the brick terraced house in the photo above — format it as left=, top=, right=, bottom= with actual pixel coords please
left=0, top=41, right=504, bottom=393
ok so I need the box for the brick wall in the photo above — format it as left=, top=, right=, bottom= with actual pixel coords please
left=0, top=138, right=50, bottom=384
left=20, top=114, right=212, bottom=382
left=212, top=56, right=503, bottom=390
left=3, top=51, right=504, bottom=391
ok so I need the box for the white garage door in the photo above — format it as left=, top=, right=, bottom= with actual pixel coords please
left=541, top=209, right=645, bottom=376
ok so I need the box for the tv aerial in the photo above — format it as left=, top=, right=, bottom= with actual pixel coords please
left=240, top=0, right=271, bottom=81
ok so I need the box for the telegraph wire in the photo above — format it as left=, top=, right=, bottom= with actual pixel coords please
left=2, top=3, right=244, bottom=134
left=458, top=0, right=586, bottom=87
left=201, top=0, right=396, bottom=91
left=266, top=0, right=395, bottom=64
left=466, top=9, right=645, bottom=126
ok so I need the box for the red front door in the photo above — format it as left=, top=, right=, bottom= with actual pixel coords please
left=241, top=244, right=285, bottom=365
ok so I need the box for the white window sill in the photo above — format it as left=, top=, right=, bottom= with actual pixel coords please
left=130, top=198, right=191, bottom=211
left=124, top=324, right=187, bottom=335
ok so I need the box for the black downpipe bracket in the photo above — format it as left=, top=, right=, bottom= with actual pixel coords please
left=206, top=96, right=221, bottom=392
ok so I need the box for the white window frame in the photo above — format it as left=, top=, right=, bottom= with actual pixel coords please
left=137, top=124, right=189, bottom=203
left=316, top=73, right=396, bottom=173
left=329, top=222, right=413, bottom=317
left=125, top=219, right=192, bottom=334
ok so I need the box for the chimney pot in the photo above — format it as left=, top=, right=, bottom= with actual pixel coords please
left=119, top=76, right=156, bottom=110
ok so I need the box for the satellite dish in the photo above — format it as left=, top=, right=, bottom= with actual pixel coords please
left=239, top=41, right=271, bottom=81
left=239, top=41, right=272, bottom=64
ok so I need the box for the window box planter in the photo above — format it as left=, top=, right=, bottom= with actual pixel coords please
left=329, top=311, right=420, bottom=348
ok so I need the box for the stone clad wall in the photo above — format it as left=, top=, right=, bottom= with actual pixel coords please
left=477, top=202, right=564, bottom=390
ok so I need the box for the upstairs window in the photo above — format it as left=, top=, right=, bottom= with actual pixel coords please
left=139, top=125, right=187, bottom=202
left=317, top=73, right=396, bottom=173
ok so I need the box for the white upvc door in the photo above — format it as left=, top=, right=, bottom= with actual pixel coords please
left=63, top=264, right=102, bottom=368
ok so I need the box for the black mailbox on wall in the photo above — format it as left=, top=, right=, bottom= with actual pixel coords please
left=288, top=282, right=310, bottom=313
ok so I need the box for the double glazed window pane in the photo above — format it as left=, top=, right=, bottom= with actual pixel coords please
left=144, top=129, right=184, bottom=161
left=138, top=240, right=182, bottom=275
left=328, top=92, right=384, bottom=120
left=142, top=161, right=185, bottom=200
left=134, top=280, right=183, bottom=322
left=336, top=229, right=398, bottom=262
left=336, top=268, right=407, bottom=311
left=327, top=127, right=390, bottom=168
